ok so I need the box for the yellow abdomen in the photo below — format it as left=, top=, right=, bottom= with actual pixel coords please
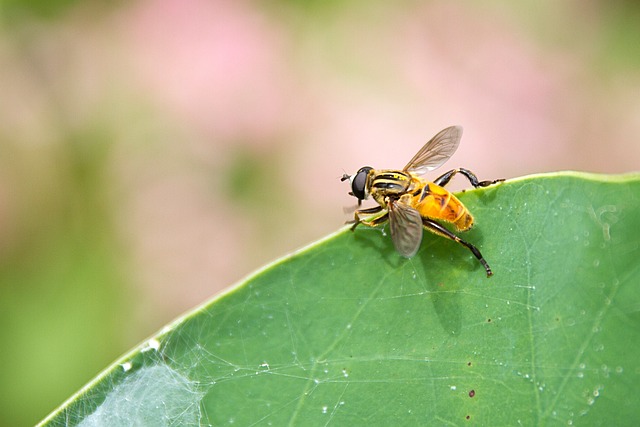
left=412, top=182, right=474, bottom=231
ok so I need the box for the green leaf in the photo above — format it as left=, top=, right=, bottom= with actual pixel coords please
left=39, top=172, right=640, bottom=426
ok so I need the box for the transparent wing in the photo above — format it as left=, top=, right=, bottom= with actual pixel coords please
left=403, top=126, right=462, bottom=175
left=388, top=200, right=424, bottom=258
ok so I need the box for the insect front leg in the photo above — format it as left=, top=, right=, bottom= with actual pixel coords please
left=422, top=218, right=493, bottom=277
left=433, top=168, right=504, bottom=189
left=348, top=205, right=384, bottom=231
left=359, top=212, right=389, bottom=229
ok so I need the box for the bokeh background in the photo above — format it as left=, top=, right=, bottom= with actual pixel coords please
left=1, top=0, right=639, bottom=425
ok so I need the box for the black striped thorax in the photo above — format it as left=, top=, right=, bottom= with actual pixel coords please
left=369, top=170, right=413, bottom=195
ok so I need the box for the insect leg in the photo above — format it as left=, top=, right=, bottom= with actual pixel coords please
left=362, top=212, right=389, bottom=227
left=351, top=212, right=389, bottom=231
left=349, top=205, right=384, bottom=231
left=422, top=218, right=493, bottom=277
left=433, top=168, right=504, bottom=189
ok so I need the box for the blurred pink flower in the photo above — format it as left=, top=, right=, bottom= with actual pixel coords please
left=123, top=0, right=297, bottom=144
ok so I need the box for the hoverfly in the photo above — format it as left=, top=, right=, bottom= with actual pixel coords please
left=341, top=126, right=503, bottom=277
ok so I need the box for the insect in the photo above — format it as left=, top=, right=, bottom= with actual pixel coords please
left=341, top=126, right=503, bottom=277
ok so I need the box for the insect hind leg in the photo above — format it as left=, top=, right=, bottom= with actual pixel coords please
left=422, top=218, right=493, bottom=277
left=433, top=168, right=504, bottom=189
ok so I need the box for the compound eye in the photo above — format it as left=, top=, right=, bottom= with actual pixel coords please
left=351, top=167, right=372, bottom=200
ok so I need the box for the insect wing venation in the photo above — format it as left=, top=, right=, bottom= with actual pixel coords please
left=388, top=200, right=424, bottom=258
left=403, top=126, right=462, bottom=175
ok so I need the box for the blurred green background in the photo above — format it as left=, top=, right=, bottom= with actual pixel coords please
left=0, top=0, right=639, bottom=425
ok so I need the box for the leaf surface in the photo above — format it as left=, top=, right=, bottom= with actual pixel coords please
left=39, top=172, right=640, bottom=426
